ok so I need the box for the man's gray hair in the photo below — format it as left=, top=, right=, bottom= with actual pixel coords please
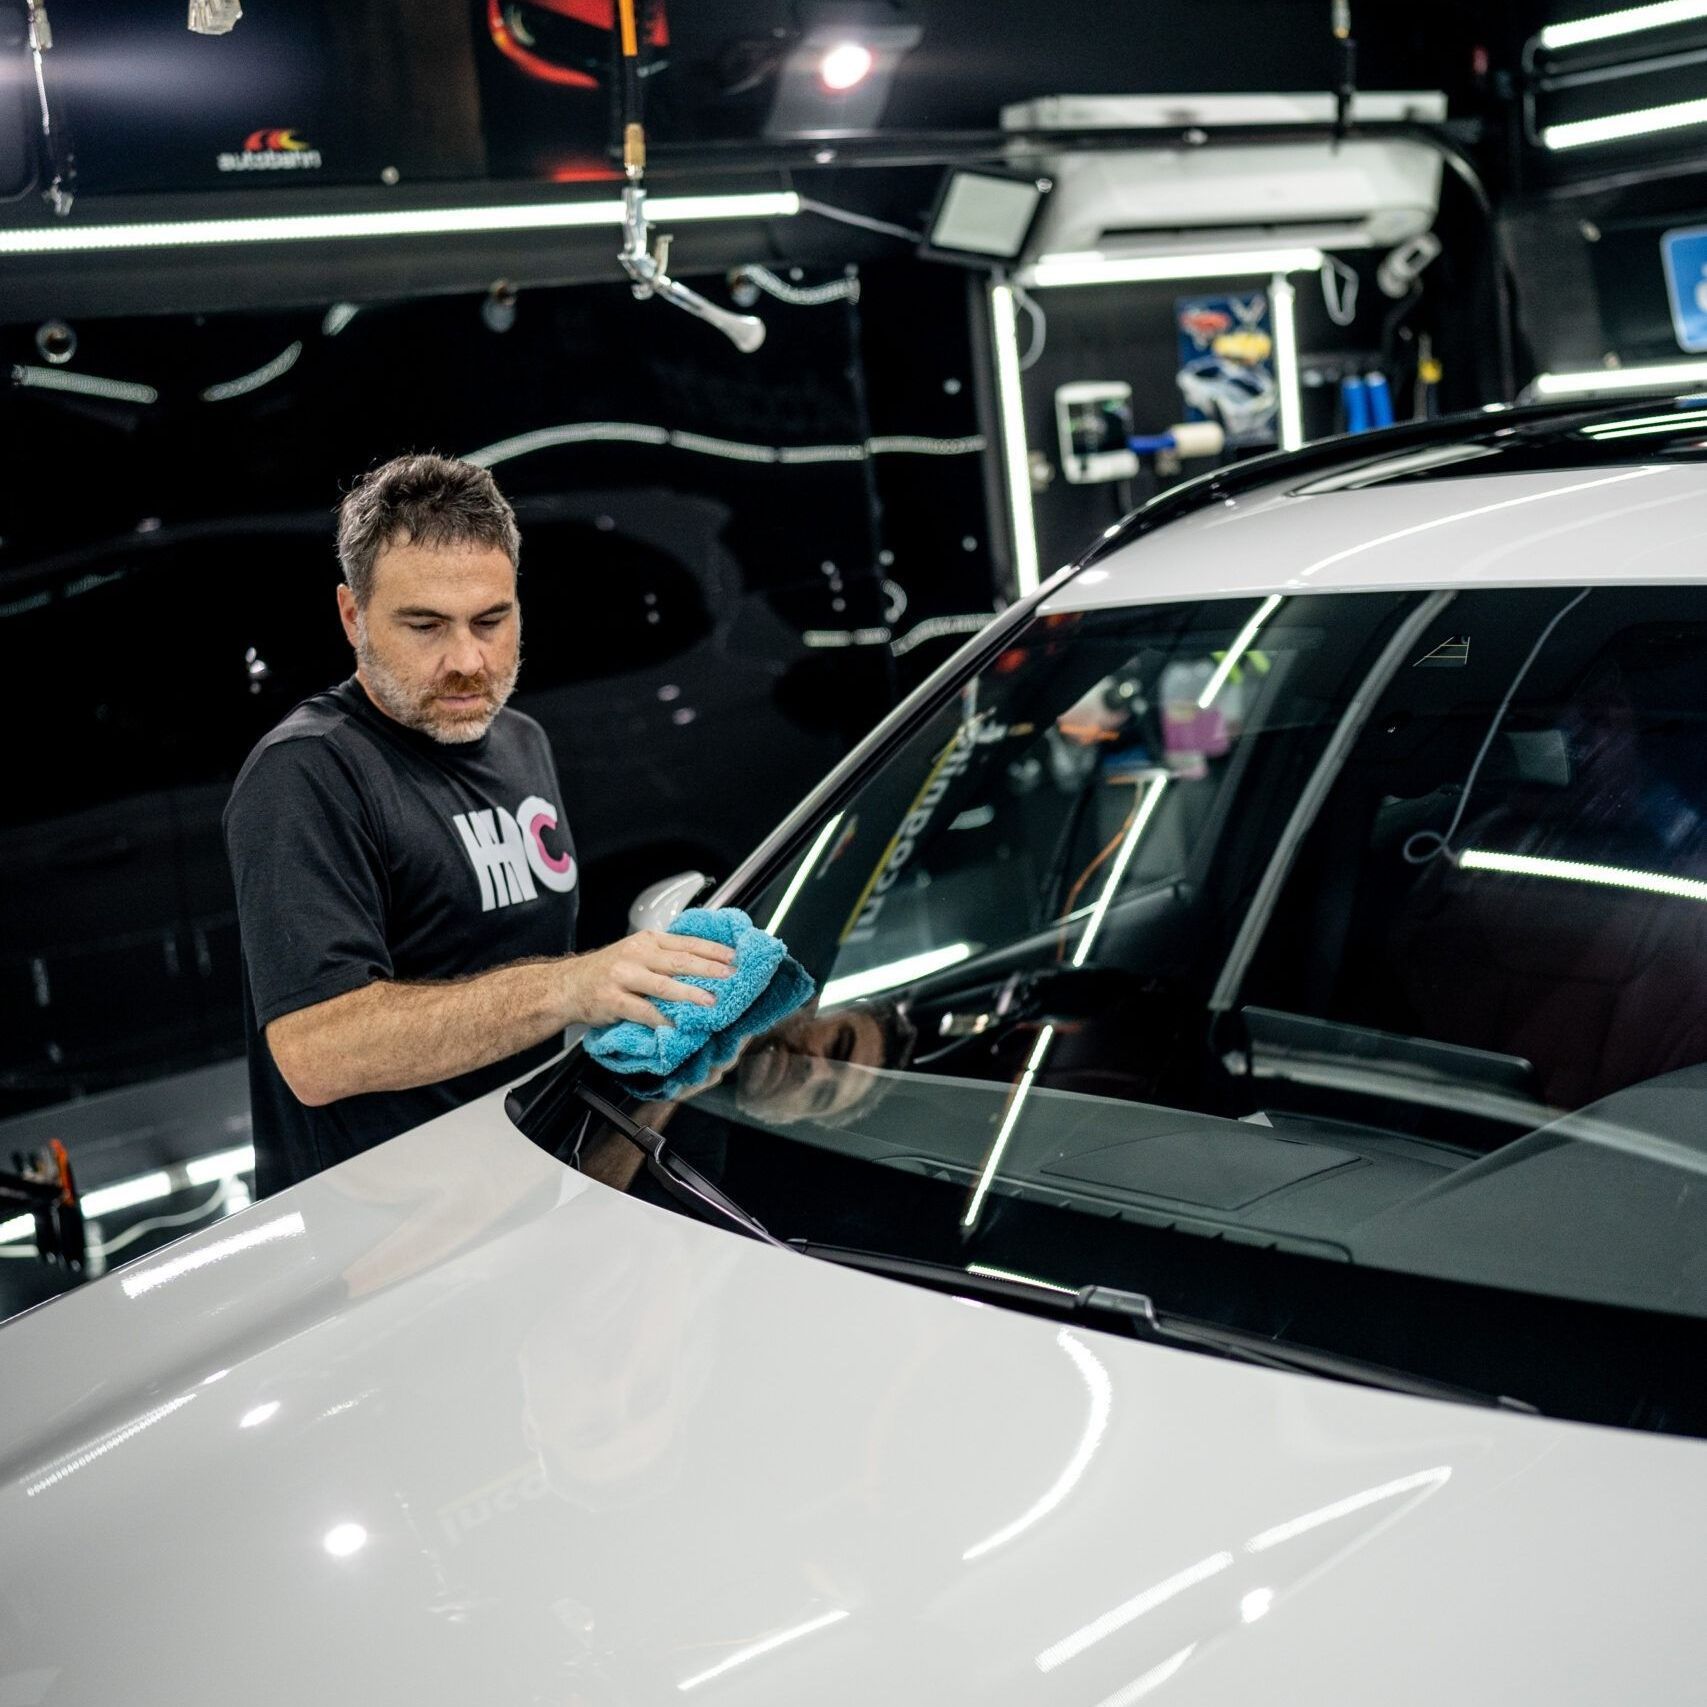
left=337, top=453, right=521, bottom=605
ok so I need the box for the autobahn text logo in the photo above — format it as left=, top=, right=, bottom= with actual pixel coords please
left=217, top=128, right=323, bottom=172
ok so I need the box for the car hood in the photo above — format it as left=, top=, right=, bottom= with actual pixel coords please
left=2, top=1091, right=1703, bottom=1705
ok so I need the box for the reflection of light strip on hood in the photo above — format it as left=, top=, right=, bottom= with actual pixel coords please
left=1199, top=594, right=1282, bottom=708
left=1036, top=1551, right=1233, bottom=1672
left=1246, top=1465, right=1451, bottom=1552
left=1071, top=774, right=1169, bottom=968
left=963, top=1023, right=1055, bottom=1230
left=1461, top=849, right=1707, bottom=904
left=0, top=1147, right=255, bottom=1244
left=0, top=1146, right=256, bottom=1244
left=964, top=1329, right=1112, bottom=1561
left=1092, top=1643, right=1198, bottom=1707
left=1541, top=0, right=1707, bottom=49
left=0, top=192, right=803, bottom=255
left=765, top=813, right=845, bottom=935
left=184, top=1144, right=256, bottom=1185
left=966, top=1261, right=1076, bottom=1295
left=1293, top=467, right=1661, bottom=579
left=822, top=941, right=973, bottom=1005
left=676, top=1607, right=849, bottom=1691
left=25, top=1393, right=195, bottom=1496
left=1582, top=407, right=1707, bottom=435
left=1582, top=411, right=1707, bottom=440
left=84, top=1172, right=174, bottom=1217
left=121, top=1212, right=305, bottom=1298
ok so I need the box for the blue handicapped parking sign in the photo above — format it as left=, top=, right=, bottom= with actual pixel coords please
left=1662, top=226, right=1707, bottom=353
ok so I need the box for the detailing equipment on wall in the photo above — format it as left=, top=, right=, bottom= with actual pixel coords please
left=986, top=89, right=1448, bottom=598
left=613, top=0, right=766, bottom=351
left=1055, top=382, right=1138, bottom=484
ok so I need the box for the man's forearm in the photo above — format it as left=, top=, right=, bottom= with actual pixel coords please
left=265, top=927, right=738, bottom=1108
left=268, top=958, right=574, bottom=1106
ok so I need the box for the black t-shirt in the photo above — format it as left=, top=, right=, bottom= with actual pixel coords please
left=223, top=678, right=578, bottom=1197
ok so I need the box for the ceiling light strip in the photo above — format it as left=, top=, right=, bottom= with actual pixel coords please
left=0, top=191, right=802, bottom=255
left=1460, top=848, right=1707, bottom=903
left=1022, top=247, right=1326, bottom=290
left=1542, top=94, right=1707, bottom=149
left=1532, top=359, right=1707, bottom=395
left=1539, top=0, right=1707, bottom=51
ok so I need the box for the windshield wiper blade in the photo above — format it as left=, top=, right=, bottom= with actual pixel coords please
left=572, top=1082, right=792, bottom=1252
left=1078, top=1284, right=1538, bottom=1413
left=791, top=1242, right=1535, bottom=1414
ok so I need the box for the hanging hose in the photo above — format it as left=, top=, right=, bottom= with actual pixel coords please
left=613, top=0, right=768, bottom=351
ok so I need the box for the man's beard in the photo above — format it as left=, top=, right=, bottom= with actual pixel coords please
left=355, top=623, right=520, bottom=745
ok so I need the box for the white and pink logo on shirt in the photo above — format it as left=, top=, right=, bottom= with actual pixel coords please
left=452, top=794, right=577, bottom=912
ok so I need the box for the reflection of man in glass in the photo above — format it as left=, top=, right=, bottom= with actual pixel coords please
left=734, top=1002, right=917, bottom=1126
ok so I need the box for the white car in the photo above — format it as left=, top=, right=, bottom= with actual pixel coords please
left=9, top=403, right=1707, bottom=1705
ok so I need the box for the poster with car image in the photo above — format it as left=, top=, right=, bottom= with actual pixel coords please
left=1175, top=292, right=1278, bottom=448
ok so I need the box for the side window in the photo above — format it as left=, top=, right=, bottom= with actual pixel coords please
left=1244, top=589, right=1707, bottom=1117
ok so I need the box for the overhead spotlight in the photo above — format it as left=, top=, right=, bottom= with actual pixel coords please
left=818, top=40, right=874, bottom=91
left=765, top=7, right=920, bottom=136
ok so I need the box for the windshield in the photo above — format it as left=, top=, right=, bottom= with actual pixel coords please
left=560, top=579, right=1707, bottom=1428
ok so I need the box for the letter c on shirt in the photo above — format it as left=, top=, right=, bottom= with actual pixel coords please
left=518, top=794, right=578, bottom=893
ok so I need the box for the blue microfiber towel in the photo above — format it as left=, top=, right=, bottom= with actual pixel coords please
left=584, top=907, right=815, bottom=1100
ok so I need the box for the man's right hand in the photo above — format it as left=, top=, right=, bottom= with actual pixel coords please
left=563, top=930, right=737, bottom=1030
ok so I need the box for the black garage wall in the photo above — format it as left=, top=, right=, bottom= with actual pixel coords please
left=0, top=258, right=997, bottom=1120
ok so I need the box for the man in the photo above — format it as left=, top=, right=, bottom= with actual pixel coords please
left=224, top=453, right=733, bottom=1197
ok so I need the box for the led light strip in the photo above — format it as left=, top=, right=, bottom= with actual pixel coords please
left=0, top=1143, right=256, bottom=1244
left=1531, top=360, right=1707, bottom=396
left=764, top=812, right=846, bottom=935
left=1542, top=94, right=1707, bottom=150
left=1539, top=0, right=1707, bottom=50
left=1200, top=594, right=1281, bottom=709
left=990, top=282, right=1041, bottom=597
left=821, top=941, right=974, bottom=1006
left=1021, top=246, right=1326, bottom=290
left=1272, top=276, right=1304, bottom=452
left=1580, top=407, right=1707, bottom=435
left=0, top=191, right=802, bottom=255
left=1460, top=848, right=1707, bottom=903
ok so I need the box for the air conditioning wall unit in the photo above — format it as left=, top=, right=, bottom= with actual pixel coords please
left=1004, top=92, right=1450, bottom=262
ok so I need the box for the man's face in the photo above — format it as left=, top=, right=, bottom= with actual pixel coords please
left=338, top=538, right=521, bottom=744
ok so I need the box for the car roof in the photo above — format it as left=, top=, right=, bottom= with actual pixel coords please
left=1047, top=399, right=1707, bottom=613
